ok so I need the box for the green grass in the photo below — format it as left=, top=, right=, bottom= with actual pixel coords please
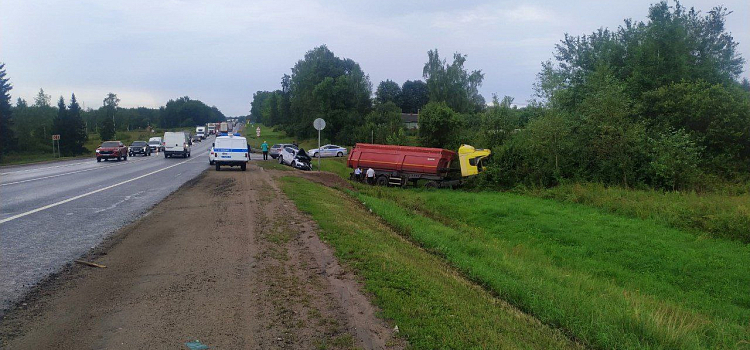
left=522, top=183, right=750, bottom=243
left=357, top=186, right=750, bottom=349
left=281, top=177, right=580, bottom=350
left=244, top=123, right=318, bottom=151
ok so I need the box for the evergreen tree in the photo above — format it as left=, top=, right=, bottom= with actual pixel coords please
left=66, top=94, right=87, bottom=154
left=34, top=88, right=51, bottom=107
left=52, top=96, right=68, bottom=154
left=0, top=63, right=17, bottom=159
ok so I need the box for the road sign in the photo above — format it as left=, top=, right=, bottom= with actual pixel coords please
left=52, top=134, right=60, bottom=140
left=313, top=118, right=326, bottom=171
left=256, top=126, right=261, bottom=137
left=313, top=118, right=326, bottom=131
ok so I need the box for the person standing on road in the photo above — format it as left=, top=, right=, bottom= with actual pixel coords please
left=366, top=167, right=375, bottom=185
left=261, top=141, right=269, bottom=160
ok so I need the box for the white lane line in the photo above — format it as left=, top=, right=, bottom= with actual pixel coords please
left=0, top=160, right=93, bottom=175
left=0, top=156, right=201, bottom=225
left=1, top=158, right=152, bottom=186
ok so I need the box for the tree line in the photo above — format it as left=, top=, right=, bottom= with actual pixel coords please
left=0, top=76, right=227, bottom=159
left=250, top=1, right=749, bottom=191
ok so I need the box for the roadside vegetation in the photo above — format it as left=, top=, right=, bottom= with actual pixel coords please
left=351, top=186, right=750, bottom=349
left=281, top=177, right=580, bottom=350
left=0, top=74, right=226, bottom=164
left=521, top=183, right=750, bottom=243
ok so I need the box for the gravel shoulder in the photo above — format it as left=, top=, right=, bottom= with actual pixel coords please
left=0, top=164, right=401, bottom=349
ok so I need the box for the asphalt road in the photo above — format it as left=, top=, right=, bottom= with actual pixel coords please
left=0, top=126, right=258, bottom=311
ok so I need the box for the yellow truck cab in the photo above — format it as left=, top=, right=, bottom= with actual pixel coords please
left=458, top=144, right=492, bottom=177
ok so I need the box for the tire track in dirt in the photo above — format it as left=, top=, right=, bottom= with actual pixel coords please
left=1, top=165, right=402, bottom=349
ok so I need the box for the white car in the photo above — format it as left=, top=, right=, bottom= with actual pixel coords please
left=309, top=144, right=348, bottom=158
left=278, top=146, right=312, bottom=171
left=210, top=133, right=249, bottom=171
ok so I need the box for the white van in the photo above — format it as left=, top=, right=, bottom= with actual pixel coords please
left=195, top=126, right=206, bottom=139
left=209, top=134, right=249, bottom=171
left=163, top=131, right=191, bottom=158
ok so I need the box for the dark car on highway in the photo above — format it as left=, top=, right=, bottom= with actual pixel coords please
left=129, top=141, right=152, bottom=157
left=96, top=141, right=128, bottom=162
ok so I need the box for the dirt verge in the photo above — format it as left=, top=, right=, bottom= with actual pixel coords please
left=0, top=164, right=401, bottom=349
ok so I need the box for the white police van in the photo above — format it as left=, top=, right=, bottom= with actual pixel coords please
left=209, top=133, right=250, bottom=171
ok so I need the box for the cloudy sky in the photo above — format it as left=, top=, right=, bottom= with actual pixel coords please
left=2, top=0, right=748, bottom=115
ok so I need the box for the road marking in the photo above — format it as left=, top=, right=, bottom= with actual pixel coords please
left=0, top=156, right=200, bottom=225
left=0, top=158, right=152, bottom=186
left=0, top=160, right=93, bottom=175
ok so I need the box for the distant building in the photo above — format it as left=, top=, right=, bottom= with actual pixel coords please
left=401, top=113, right=419, bottom=129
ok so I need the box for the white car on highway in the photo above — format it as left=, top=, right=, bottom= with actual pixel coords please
left=308, top=144, right=347, bottom=158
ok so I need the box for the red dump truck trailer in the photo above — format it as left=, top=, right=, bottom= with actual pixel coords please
left=347, top=143, right=491, bottom=188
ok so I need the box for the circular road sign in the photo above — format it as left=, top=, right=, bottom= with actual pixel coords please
left=313, top=118, right=326, bottom=131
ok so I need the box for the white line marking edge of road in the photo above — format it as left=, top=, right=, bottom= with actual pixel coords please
left=0, top=156, right=201, bottom=225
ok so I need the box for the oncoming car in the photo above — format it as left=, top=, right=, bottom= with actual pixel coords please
left=309, top=144, right=347, bottom=158
left=128, top=141, right=151, bottom=156
left=96, top=141, right=128, bottom=162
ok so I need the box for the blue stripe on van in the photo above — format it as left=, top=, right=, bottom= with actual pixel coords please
left=214, top=148, right=247, bottom=152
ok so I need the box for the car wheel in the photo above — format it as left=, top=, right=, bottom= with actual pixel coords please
left=241, top=163, right=246, bottom=171
left=337, top=152, right=343, bottom=157
left=215, top=163, right=220, bottom=171
left=279, top=156, right=284, bottom=164
left=97, top=158, right=101, bottom=162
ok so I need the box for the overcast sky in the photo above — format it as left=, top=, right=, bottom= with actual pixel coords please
left=2, top=0, right=748, bottom=115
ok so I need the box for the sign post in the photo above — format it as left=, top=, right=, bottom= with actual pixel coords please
left=313, top=118, right=326, bottom=172
left=52, top=134, right=61, bottom=158
left=256, top=126, right=261, bottom=138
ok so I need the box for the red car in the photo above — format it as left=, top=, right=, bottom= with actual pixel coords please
left=96, top=141, right=128, bottom=162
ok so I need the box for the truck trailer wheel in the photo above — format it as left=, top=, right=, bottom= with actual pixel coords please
left=376, top=175, right=389, bottom=186
left=424, top=181, right=439, bottom=189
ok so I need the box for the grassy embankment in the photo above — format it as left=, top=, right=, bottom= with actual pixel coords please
left=244, top=123, right=318, bottom=151
left=281, top=177, right=580, bottom=350
left=280, top=166, right=749, bottom=348
left=522, top=183, right=750, bottom=243
left=352, top=186, right=749, bottom=349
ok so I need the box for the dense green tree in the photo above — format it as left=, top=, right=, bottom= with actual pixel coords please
left=418, top=101, right=463, bottom=148
left=16, top=97, right=27, bottom=108
left=99, top=117, right=115, bottom=141
left=423, top=49, right=485, bottom=113
left=400, top=80, right=429, bottom=114
left=479, top=94, right=522, bottom=149
left=375, top=80, right=402, bottom=106
left=65, top=94, right=88, bottom=154
left=0, top=63, right=17, bottom=159
left=352, top=102, right=403, bottom=144
left=288, top=45, right=372, bottom=142
left=641, top=80, right=750, bottom=174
